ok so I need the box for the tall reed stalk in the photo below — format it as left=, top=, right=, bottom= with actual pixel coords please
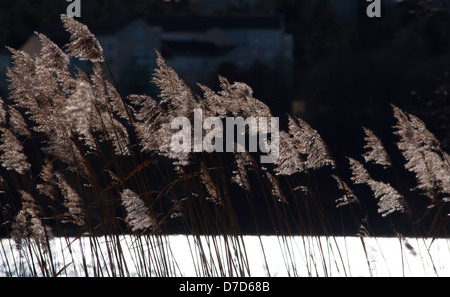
left=0, top=15, right=449, bottom=277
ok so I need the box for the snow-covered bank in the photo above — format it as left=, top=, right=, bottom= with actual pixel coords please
left=1, top=235, right=449, bottom=277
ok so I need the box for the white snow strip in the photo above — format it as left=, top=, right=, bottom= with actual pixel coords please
left=1, top=235, right=449, bottom=277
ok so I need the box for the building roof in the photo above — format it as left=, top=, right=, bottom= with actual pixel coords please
left=24, top=15, right=284, bottom=52
left=196, top=28, right=237, bottom=47
left=31, top=19, right=134, bottom=47
left=146, top=15, right=283, bottom=32
left=163, top=40, right=235, bottom=57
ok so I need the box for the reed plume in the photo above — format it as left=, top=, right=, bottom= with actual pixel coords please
left=55, top=172, right=85, bottom=226
left=34, top=32, right=70, bottom=74
left=0, top=97, right=7, bottom=125
left=231, top=152, right=252, bottom=192
left=8, top=106, right=31, bottom=137
left=288, top=115, right=335, bottom=171
left=273, top=130, right=305, bottom=176
left=61, top=14, right=105, bottom=62
left=332, top=174, right=359, bottom=208
left=348, top=157, right=407, bottom=217
left=64, top=80, right=96, bottom=150
left=0, top=127, right=30, bottom=174
left=11, top=191, right=52, bottom=253
left=6, top=47, right=37, bottom=111
left=392, top=105, right=450, bottom=202
left=216, top=76, right=272, bottom=120
left=153, top=52, right=199, bottom=119
left=1, top=15, right=449, bottom=278
left=121, top=189, right=158, bottom=233
left=36, top=160, right=57, bottom=201
left=199, top=161, right=223, bottom=206
left=266, top=172, right=287, bottom=203
left=130, top=94, right=168, bottom=154
left=362, top=127, right=391, bottom=168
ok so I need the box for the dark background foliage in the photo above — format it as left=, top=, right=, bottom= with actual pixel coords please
left=0, top=0, right=449, bottom=237
left=1, top=0, right=448, bottom=149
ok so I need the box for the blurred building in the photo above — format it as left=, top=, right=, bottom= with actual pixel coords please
left=148, top=15, right=293, bottom=87
left=187, top=0, right=259, bottom=14
left=6, top=15, right=293, bottom=96
left=0, top=48, right=10, bottom=98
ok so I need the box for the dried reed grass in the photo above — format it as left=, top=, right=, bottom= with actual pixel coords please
left=0, top=15, right=448, bottom=277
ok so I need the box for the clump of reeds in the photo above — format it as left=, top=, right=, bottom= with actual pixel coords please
left=0, top=15, right=448, bottom=277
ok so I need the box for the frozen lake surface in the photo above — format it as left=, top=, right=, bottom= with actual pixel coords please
left=1, top=235, right=449, bottom=277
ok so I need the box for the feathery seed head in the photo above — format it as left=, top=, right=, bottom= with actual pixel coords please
left=0, top=127, right=31, bottom=174
left=288, top=115, right=335, bottom=171
left=61, top=14, right=105, bottom=62
left=34, top=32, right=70, bottom=72
left=348, top=157, right=406, bottom=217
left=362, top=127, right=391, bottom=168
left=121, top=189, right=158, bottom=232
left=200, top=161, right=223, bottom=205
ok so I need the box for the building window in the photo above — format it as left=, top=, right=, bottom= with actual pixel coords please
left=265, top=50, right=275, bottom=60
left=133, top=27, right=146, bottom=40
left=132, top=54, right=152, bottom=70
left=134, top=44, right=145, bottom=54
